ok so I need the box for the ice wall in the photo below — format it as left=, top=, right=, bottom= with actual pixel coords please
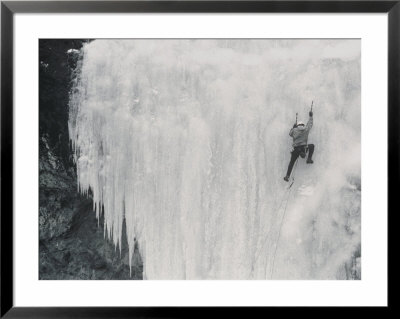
left=69, top=39, right=361, bottom=279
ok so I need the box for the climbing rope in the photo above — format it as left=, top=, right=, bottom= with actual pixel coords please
left=252, top=157, right=299, bottom=275
left=269, top=158, right=299, bottom=279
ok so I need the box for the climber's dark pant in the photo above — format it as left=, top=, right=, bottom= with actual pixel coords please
left=285, top=144, right=315, bottom=178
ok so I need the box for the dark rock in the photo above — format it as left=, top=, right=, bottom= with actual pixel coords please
left=39, top=39, right=142, bottom=280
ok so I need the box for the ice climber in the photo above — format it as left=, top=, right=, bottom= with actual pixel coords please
left=283, top=110, right=315, bottom=182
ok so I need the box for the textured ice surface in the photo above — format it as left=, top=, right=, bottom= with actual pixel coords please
left=69, top=39, right=361, bottom=279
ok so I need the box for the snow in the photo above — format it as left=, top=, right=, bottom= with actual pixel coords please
left=69, top=39, right=361, bottom=279
left=298, top=184, right=315, bottom=197
left=67, top=49, right=80, bottom=54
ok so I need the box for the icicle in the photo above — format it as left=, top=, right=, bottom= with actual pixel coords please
left=69, top=39, right=361, bottom=279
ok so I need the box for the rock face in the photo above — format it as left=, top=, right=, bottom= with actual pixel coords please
left=39, top=40, right=142, bottom=280
left=40, top=39, right=361, bottom=280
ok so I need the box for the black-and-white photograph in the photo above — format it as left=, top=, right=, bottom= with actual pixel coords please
left=39, top=39, right=361, bottom=280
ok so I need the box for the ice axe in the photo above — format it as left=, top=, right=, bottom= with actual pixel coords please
left=311, top=100, right=313, bottom=112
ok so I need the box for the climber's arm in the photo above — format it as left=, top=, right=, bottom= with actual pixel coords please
left=306, top=112, right=313, bottom=131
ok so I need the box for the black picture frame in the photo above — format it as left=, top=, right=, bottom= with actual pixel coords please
left=1, top=0, right=396, bottom=317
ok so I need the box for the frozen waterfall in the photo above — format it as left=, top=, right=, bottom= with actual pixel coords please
left=68, top=39, right=361, bottom=279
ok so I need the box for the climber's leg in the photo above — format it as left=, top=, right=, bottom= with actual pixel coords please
left=307, top=144, right=315, bottom=164
left=284, top=148, right=300, bottom=181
